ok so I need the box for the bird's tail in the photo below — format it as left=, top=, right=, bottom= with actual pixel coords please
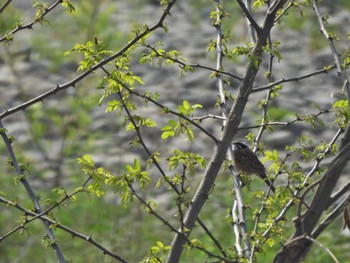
left=260, top=173, right=276, bottom=192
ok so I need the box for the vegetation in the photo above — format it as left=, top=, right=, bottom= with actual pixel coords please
left=1, top=0, right=350, bottom=262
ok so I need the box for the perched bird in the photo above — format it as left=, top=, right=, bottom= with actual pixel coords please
left=232, top=141, right=275, bottom=192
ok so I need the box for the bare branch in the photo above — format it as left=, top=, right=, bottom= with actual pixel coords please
left=274, top=136, right=350, bottom=262
left=236, top=0, right=261, bottom=38
left=166, top=1, right=290, bottom=262
left=0, top=0, right=61, bottom=42
left=311, top=193, right=350, bottom=239
left=252, top=65, right=335, bottom=93
left=328, top=180, right=350, bottom=208
left=0, top=196, right=128, bottom=263
left=128, top=185, right=230, bottom=262
left=197, top=218, right=228, bottom=258
left=304, top=236, right=339, bottom=263
left=191, top=114, right=227, bottom=122
left=250, top=32, right=279, bottom=258
left=0, top=0, right=12, bottom=13
left=144, top=44, right=242, bottom=81
left=0, top=0, right=178, bottom=120
left=312, top=0, right=350, bottom=101
left=0, top=121, right=66, bottom=263
left=274, top=1, right=295, bottom=23
left=253, top=34, right=276, bottom=152
left=260, top=128, right=342, bottom=241
left=212, top=0, right=251, bottom=257
left=125, top=85, right=218, bottom=143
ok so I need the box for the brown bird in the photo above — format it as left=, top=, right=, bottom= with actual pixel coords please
left=232, top=141, right=275, bottom=192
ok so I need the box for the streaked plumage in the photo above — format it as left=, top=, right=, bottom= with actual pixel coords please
left=232, top=141, right=275, bottom=192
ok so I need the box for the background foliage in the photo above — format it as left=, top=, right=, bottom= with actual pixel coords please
left=1, top=0, right=350, bottom=262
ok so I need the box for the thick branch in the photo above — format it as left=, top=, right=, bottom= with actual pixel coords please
left=166, top=2, right=289, bottom=262
left=274, top=135, right=350, bottom=262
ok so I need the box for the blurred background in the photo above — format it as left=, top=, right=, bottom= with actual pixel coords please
left=0, top=0, right=350, bottom=262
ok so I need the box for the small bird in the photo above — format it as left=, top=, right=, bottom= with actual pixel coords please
left=232, top=141, right=275, bottom=192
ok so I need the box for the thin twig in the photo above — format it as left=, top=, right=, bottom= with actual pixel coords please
left=253, top=33, right=275, bottom=152
left=123, top=85, right=218, bottom=143
left=191, top=114, right=226, bottom=122
left=274, top=1, right=295, bottom=23
left=327, top=180, right=350, bottom=208
left=252, top=65, right=335, bottom=93
left=144, top=44, right=242, bottom=81
left=0, top=0, right=178, bottom=120
left=0, top=196, right=128, bottom=263
left=311, top=193, right=350, bottom=240
left=236, top=0, right=261, bottom=35
left=312, top=0, right=350, bottom=101
left=250, top=34, right=277, bottom=262
left=0, top=121, right=66, bottom=263
left=0, top=0, right=61, bottom=42
left=0, top=174, right=91, bottom=242
left=0, top=0, right=12, bottom=13
left=128, top=185, right=230, bottom=262
left=239, top=108, right=331, bottom=130
left=197, top=218, right=229, bottom=258
left=304, top=236, right=339, bottom=263
left=114, top=84, right=180, bottom=195
left=282, top=235, right=339, bottom=263
left=261, top=128, right=342, bottom=239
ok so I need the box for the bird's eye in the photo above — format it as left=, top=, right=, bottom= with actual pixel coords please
left=235, top=142, right=248, bottom=149
left=237, top=143, right=245, bottom=149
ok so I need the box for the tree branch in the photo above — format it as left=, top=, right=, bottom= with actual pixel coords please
left=166, top=1, right=290, bottom=262
left=236, top=0, right=261, bottom=38
left=311, top=193, right=350, bottom=239
left=274, top=132, right=350, bottom=262
left=144, top=44, right=242, bottom=81
left=0, top=196, right=128, bottom=263
left=252, top=65, right=336, bottom=93
left=0, top=0, right=178, bottom=120
left=0, top=0, right=61, bottom=42
left=0, top=121, right=66, bottom=263
left=312, top=0, right=350, bottom=101
left=0, top=0, right=12, bottom=13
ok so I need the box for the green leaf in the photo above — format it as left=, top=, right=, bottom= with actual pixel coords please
left=77, top=154, right=94, bottom=168
left=191, top=239, right=204, bottom=248
left=333, top=99, right=348, bottom=108
left=134, top=159, right=141, bottom=171
left=125, top=164, right=134, bottom=173
left=61, top=0, right=75, bottom=13
left=253, top=0, right=267, bottom=8
left=161, top=130, right=174, bottom=139
left=161, top=120, right=178, bottom=139
left=156, top=241, right=164, bottom=249
left=150, top=246, right=160, bottom=253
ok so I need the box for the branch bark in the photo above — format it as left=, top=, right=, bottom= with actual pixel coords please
left=0, top=0, right=177, bottom=120
left=0, top=121, right=66, bottom=263
left=274, top=127, right=350, bottom=263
